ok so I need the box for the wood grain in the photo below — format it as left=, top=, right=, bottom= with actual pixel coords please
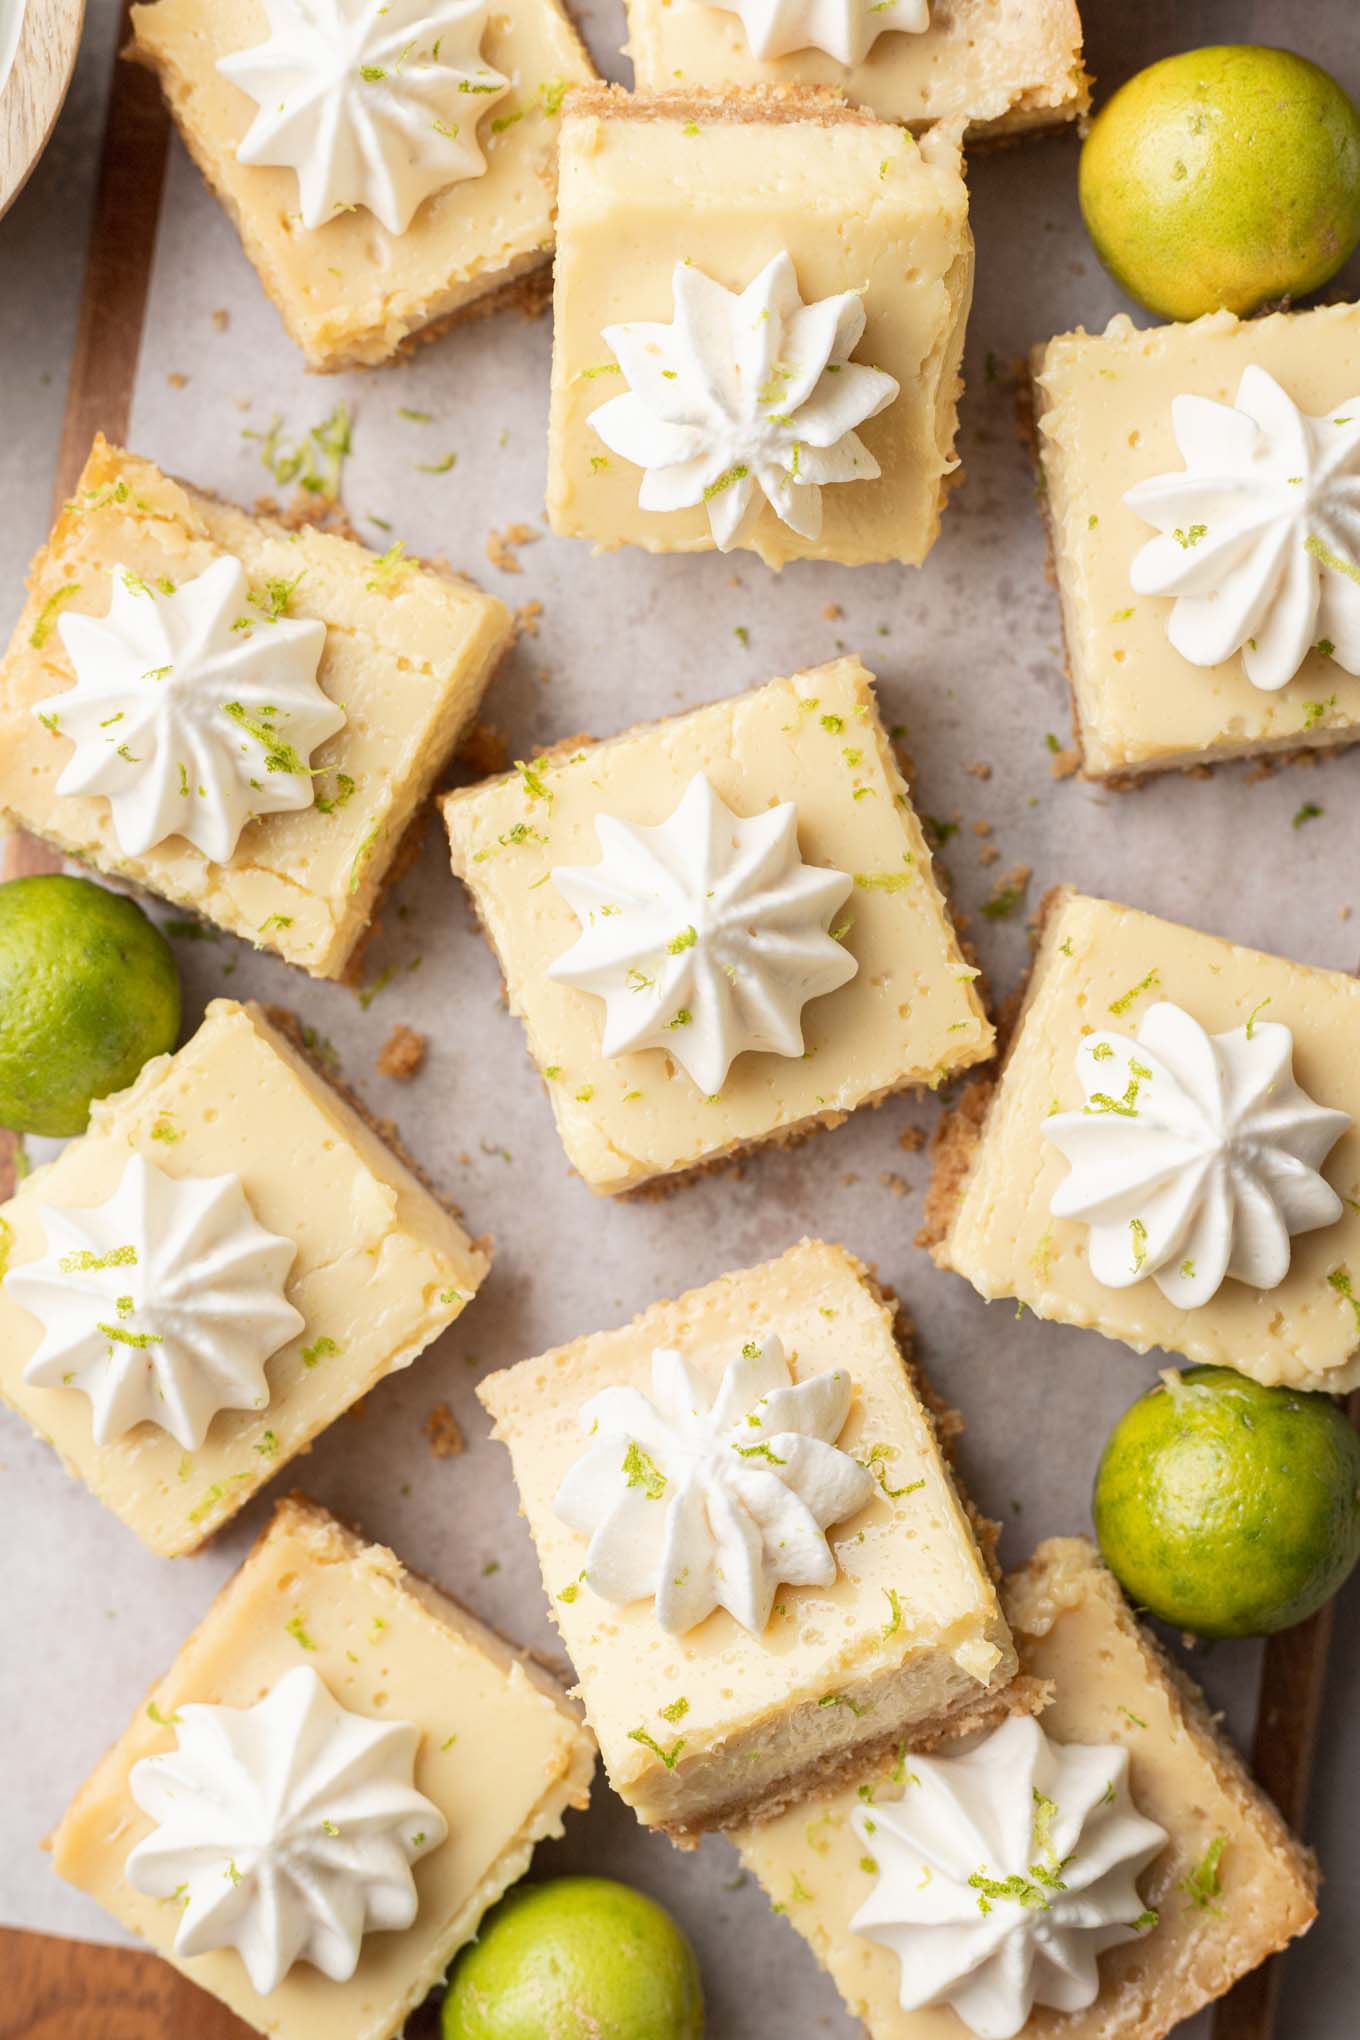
left=0, top=0, right=86, bottom=221
left=0, top=1926, right=447, bottom=2040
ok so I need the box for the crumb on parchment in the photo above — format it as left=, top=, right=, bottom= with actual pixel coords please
left=423, top=1402, right=464, bottom=1458
left=377, top=1024, right=427, bottom=1081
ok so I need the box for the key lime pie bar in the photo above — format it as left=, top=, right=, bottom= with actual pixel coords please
left=1031, top=303, right=1360, bottom=778
left=442, top=656, right=992, bottom=1194
left=546, top=88, right=973, bottom=569
left=0, top=1000, right=488, bottom=1554
left=0, top=437, right=510, bottom=977
left=479, top=1239, right=1028, bottom=1843
left=51, top=1496, right=595, bottom=2039
left=924, top=887, right=1360, bottom=1389
left=129, top=0, right=597, bottom=370
left=736, top=1537, right=1317, bottom=2039
left=626, top=0, right=1088, bottom=143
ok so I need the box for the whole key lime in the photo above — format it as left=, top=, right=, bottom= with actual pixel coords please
left=1079, top=45, right=1360, bottom=321
left=441, top=1877, right=704, bottom=2040
left=0, top=874, right=181, bottom=1136
left=1093, top=1365, right=1360, bottom=1637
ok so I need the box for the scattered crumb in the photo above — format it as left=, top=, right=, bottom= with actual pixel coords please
left=840, top=1172, right=859, bottom=1188
left=822, top=602, right=843, bottom=621
left=879, top=1172, right=909, bottom=1197
left=514, top=599, right=544, bottom=638
left=377, top=1024, right=427, bottom=1081
left=457, top=721, right=508, bottom=775
left=166, top=371, right=188, bottom=389
left=965, top=760, right=992, bottom=780
left=1049, top=747, right=1080, bottom=780
left=211, top=307, right=230, bottom=332
left=898, top=1126, right=927, bottom=1153
left=978, top=842, right=1000, bottom=867
left=1341, top=904, right=1353, bottom=922
left=486, top=523, right=541, bottom=573
left=422, top=1403, right=464, bottom=1458
left=971, top=819, right=992, bottom=837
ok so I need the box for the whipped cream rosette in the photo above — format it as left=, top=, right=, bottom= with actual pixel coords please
left=126, top=1665, right=446, bottom=1993
left=1043, top=999, right=1349, bottom=1308
left=553, top=1334, right=876, bottom=1634
left=219, top=0, right=510, bottom=234
left=589, top=252, right=899, bottom=551
left=549, top=772, right=858, bottom=1095
left=850, top=1713, right=1168, bottom=2039
left=1125, top=365, right=1360, bottom=691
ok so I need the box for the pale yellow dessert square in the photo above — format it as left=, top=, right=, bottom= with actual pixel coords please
left=129, top=0, right=598, bottom=372
left=626, top=0, right=1088, bottom=141
left=0, top=438, right=511, bottom=979
left=546, top=89, right=973, bottom=569
left=0, top=1000, right=489, bottom=1556
left=1032, top=304, right=1360, bottom=778
left=478, top=1239, right=1021, bottom=1842
left=442, top=656, right=993, bottom=1195
left=51, top=1497, right=596, bottom=2040
left=735, top=1537, right=1317, bottom=2040
left=926, top=888, right=1360, bottom=1390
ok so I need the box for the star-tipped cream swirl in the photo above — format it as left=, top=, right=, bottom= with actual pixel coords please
left=1042, top=1000, right=1349, bottom=1309
left=697, top=0, right=928, bottom=64
left=1124, top=365, right=1360, bottom=691
left=126, top=1666, right=447, bottom=1995
left=218, top=0, right=509, bottom=234
left=38, top=556, right=342, bottom=864
left=548, top=773, right=857, bottom=1095
left=5, top=1151, right=304, bottom=1450
left=589, top=251, right=899, bottom=552
left=850, top=1714, right=1168, bottom=2040
left=553, top=1335, right=876, bottom=1635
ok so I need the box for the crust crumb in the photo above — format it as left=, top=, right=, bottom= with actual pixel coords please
left=486, top=523, right=541, bottom=573
left=514, top=599, right=544, bottom=638
left=422, top=1402, right=464, bottom=1458
left=1049, top=746, right=1080, bottom=780
left=211, top=308, right=230, bottom=332
left=898, top=1125, right=927, bottom=1153
left=377, top=1024, right=427, bottom=1081
left=879, top=1171, right=909, bottom=1197
left=822, top=602, right=843, bottom=621
left=965, top=760, right=992, bottom=780
left=167, top=372, right=188, bottom=390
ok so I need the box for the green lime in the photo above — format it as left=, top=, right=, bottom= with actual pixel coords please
left=0, top=875, right=181, bottom=1136
left=1093, top=1365, right=1360, bottom=1637
left=441, top=1877, right=704, bottom=2040
left=1079, top=45, right=1360, bottom=321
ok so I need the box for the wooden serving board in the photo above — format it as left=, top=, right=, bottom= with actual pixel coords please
left=0, top=0, right=87, bottom=221
left=0, top=9, right=1339, bottom=2036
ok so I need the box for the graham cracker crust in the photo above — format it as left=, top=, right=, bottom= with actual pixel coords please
left=563, top=81, right=883, bottom=130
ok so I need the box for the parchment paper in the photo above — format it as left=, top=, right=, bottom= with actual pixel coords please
left=3, top=3, right=1359, bottom=2034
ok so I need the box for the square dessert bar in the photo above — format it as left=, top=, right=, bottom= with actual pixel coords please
left=0, top=999, right=488, bottom=1554
left=547, top=88, right=973, bottom=569
left=924, top=888, right=1360, bottom=1390
left=1032, top=303, right=1360, bottom=778
left=130, top=0, right=597, bottom=370
left=478, top=1239, right=1025, bottom=1843
left=51, top=1496, right=595, bottom=2040
left=0, top=437, right=511, bottom=978
left=626, top=0, right=1088, bottom=143
left=736, top=1537, right=1317, bottom=2040
left=442, top=656, right=993, bottom=1195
